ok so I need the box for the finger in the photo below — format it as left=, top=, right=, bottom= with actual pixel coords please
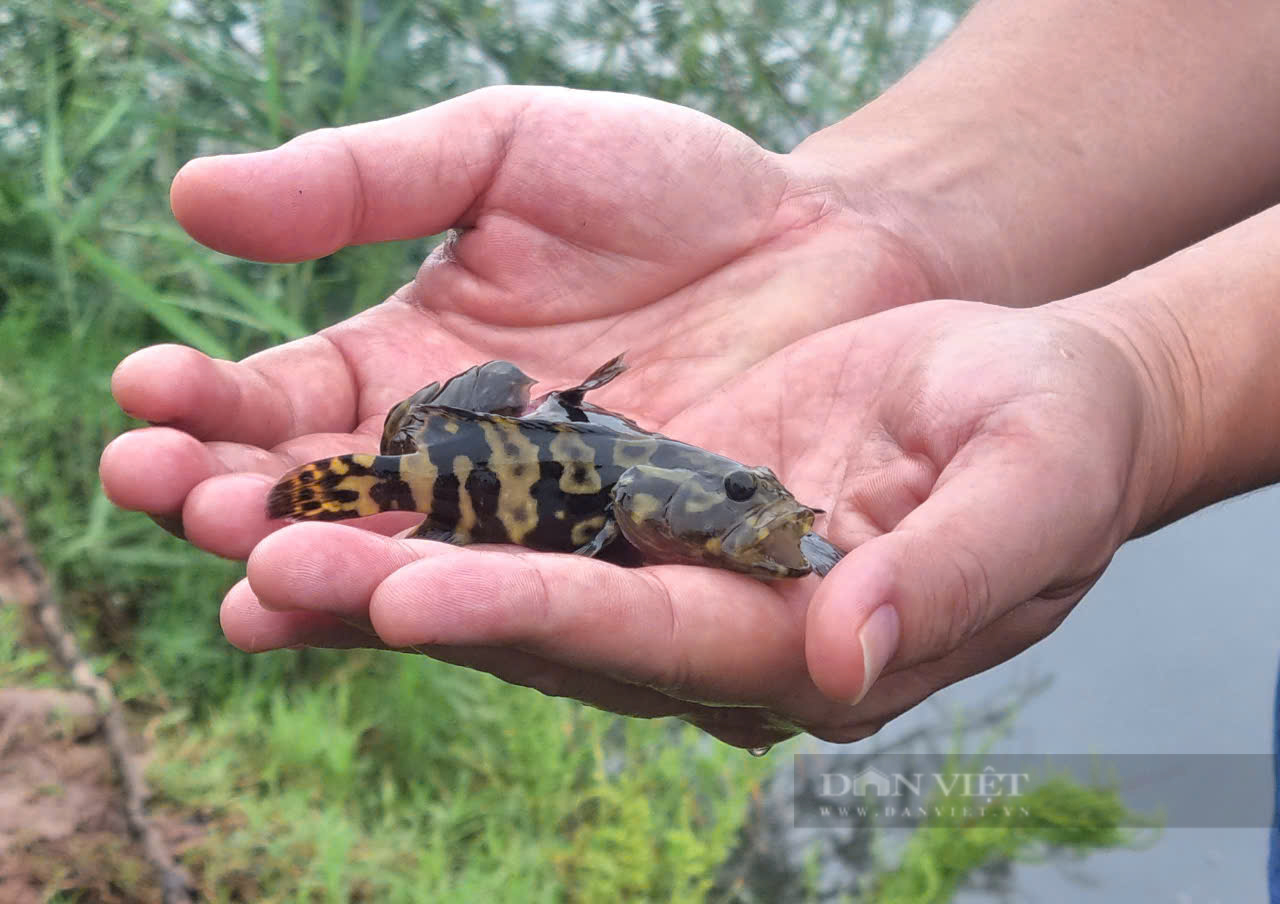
left=227, top=568, right=695, bottom=719
left=99, top=424, right=353, bottom=517
left=112, top=306, right=483, bottom=448
left=222, top=578, right=387, bottom=650
left=246, top=522, right=433, bottom=616
left=367, top=546, right=815, bottom=707
left=183, top=473, right=289, bottom=559
left=112, top=340, right=356, bottom=446
left=170, top=90, right=526, bottom=262
left=100, top=427, right=333, bottom=512
left=803, top=591, right=1079, bottom=743
left=806, top=451, right=1106, bottom=703
left=187, top=475, right=421, bottom=559
left=100, top=426, right=230, bottom=515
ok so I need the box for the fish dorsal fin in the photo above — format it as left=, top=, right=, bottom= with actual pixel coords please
left=555, top=354, right=628, bottom=407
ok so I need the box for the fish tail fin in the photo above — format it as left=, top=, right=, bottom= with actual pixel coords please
left=266, top=453, right=411, bottom=521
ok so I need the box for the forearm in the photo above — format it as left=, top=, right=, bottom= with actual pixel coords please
left=793, top=0, right=1280, bottom=307
left=1063, top=201, right=1280, bottom=534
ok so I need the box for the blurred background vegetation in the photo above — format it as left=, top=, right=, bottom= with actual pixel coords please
left=2, top=0, right=1138, bottom=901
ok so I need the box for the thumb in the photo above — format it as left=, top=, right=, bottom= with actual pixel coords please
left=805, top=457, right=1111, bottom=703
left=170, top=87, right=529, bottom=262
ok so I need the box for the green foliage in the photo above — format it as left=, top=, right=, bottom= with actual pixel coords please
left=151, top=651, right=771, bottom=901
left=556, top=719, right=760, bottom=902
left=871, top=769, right=1156, bottom=903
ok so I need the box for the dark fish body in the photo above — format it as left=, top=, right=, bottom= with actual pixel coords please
left=268, top=356, right=844, bottom=579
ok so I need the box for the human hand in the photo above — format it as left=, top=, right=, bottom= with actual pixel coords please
left=100, top=85, right=936, bottom=557
left=224, top=295, right=1178, bottom=749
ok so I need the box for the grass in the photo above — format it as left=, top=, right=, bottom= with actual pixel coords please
left=0, top=604, right=55, bottom=688
left=146, top=654, right=769, bottom=902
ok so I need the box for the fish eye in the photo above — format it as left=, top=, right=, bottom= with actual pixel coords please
left=723, top=470, right=757, bottom=502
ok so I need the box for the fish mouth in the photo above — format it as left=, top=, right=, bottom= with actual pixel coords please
left=724, top=501, right=816, bottom=575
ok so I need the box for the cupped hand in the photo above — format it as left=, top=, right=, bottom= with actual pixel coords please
left=220, top=296, right=1173, bottom=749
left=101, top=85, right=933, bottom=557
left=101, top=86, right=1167, bottom=749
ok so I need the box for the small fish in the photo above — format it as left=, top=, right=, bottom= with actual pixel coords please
left=267, top=356, right=845, bottom=579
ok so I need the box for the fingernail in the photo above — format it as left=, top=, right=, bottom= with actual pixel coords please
left=852, top=604, right=900, bottom=705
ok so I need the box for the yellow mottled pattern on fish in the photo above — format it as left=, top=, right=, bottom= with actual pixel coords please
left=265, top=355, right=845, bottom=579
left=550, top=428, right=602, bottom=494
left=476, top=418, right=541, bottom=545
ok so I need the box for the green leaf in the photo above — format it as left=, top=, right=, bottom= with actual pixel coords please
left=74, top=238, right=234, bottom=359
left=60, top=141, right=154, bottom=242
left=68, top=88, right=140, bottom=172
left=151, top=230, right=309, bottom=338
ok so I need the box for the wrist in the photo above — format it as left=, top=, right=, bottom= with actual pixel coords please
left=1052, top=282, right=1199, bottom=537
left=1057, top=205, right=1280, bottom=535
left=790, top=0, right=1280, bottom=311
left=790, top=115, right=1016, bottom=306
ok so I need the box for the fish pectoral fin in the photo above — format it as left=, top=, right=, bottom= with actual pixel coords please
left=572, top=516, right=620, bottom=558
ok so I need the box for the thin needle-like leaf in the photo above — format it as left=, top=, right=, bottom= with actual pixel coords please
left=60, top=142, right=154, bottom=242
left=151, top=230, right=309, bottom=338
left=68, top=88, right=140, bottom=172
left=75, top=238, right=234, bottom=359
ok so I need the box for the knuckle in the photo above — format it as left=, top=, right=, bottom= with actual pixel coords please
left=943, top=549, right=992, bottom=649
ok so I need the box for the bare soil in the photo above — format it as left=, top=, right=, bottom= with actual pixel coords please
left=1, top=499, right=203, bottom=903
